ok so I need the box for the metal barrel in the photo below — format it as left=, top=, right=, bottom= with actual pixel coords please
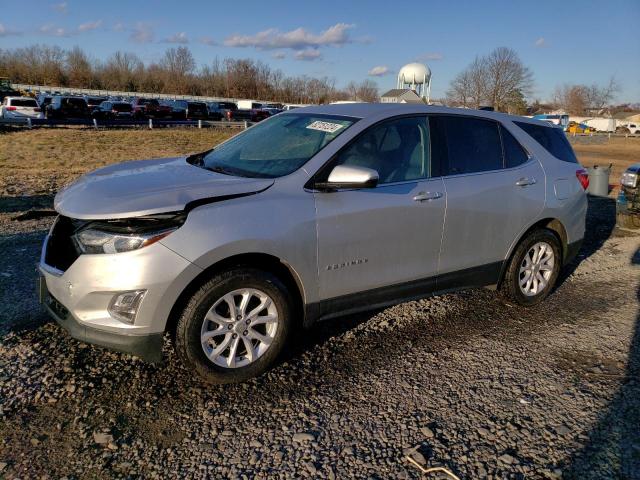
left=587, top=164, right=612, bottom=197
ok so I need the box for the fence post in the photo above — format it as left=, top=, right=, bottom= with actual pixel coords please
left=244, top=121, right=248, bottom=130
left=27, top=117, right=32, bottom=129
left=198, top=119, right=202, bottom=129
left=93, top=118, right=98, bottom=130
left=148, top=118, right=153, bottom=130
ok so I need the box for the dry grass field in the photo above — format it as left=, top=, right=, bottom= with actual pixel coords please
left=0, top=128, right=637, bottom=200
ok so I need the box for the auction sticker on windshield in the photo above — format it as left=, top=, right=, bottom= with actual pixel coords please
left=306, top=121, right=345, bottom=133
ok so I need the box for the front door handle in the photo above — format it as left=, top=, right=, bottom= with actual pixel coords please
left=515, top=177, right=537, bottom=187
left=413, top=191, right=443, bottom=202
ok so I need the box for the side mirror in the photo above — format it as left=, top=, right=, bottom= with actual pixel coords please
left=316, top=165, right=379, bottom=191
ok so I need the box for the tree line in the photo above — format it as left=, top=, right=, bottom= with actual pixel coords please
left=0, top=44, right=379, bottom=103
left=445, top=46, right=623, bottom=115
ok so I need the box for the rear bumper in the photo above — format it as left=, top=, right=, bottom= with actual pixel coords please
left=39, top=275, right=163, bottom=362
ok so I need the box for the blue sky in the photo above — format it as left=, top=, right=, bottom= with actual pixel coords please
left=1, top=0, right=639, bottom=102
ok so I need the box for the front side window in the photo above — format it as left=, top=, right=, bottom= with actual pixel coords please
left=514, top=121, right=578, bottom=163
left=333, top=116, right=430, bottom=184
left=197, top=114, right=356, bottom=178
left=431, top=115, right=503, bottom=175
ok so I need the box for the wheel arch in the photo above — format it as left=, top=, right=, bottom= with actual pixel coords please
left=497, top=217, right=568, bottom=288
left=165, top=252, right=306, bottom=337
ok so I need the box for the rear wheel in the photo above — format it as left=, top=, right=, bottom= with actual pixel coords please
left=175, top=268, right=292, bottom=384
left=500, top=229, right=561, bottom=306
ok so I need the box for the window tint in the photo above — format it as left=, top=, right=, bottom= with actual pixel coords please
left=514, top=121, right=578, bottom=163
left=500, top=125, right=529, bottom=168
left=334, top=116, right=430, bottom=184
left=11, top=98, right=38, bottom=107
left=431, top=116, right=503, bottom=175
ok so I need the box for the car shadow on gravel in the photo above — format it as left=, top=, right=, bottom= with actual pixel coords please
left=562, top=281, right=640, bottom=479
left=557, top=195, right=616, bottom=287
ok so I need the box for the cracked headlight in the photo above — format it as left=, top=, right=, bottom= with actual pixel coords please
left=72, top=213, right=185, bottom=254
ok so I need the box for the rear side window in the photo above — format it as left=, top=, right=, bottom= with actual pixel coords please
left=500, top=125, right=529, bottom=168
left=431, top=116, right=503, bottom=175
left=514, top=121, right=578, bottom=163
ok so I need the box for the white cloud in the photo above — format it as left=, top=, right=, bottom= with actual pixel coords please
left=368, top=65, right=390, bottom=76
left=416, top=52, right=443, bottom=61
left=534, top=37, right=547, bottom=47
left=52, top=1, right=67, bottom=13
left=199, top=36, right=217, bottom=46
left=78, top=20, right=102, bottom=32
left=0, top=23, right=21, bottom=37
left=113, top=22, right=125, bottom=32
left=224, top=23, right=354, bottom=50
left=272, top=51, right=286, bottom=60
left=294, top=49, right=322, bottom=61
left=40, top=24, right=68, bottom=37
left=130, top=22, right=154, bottom=43
left=165, top=32, right=189, bottom=44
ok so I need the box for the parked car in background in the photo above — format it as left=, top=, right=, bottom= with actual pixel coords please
left=36, top=93, right=53, bottom=111
left=227, top=106, right=270, bottom=122
left=44, top=96, right=91, bottom=119
left=262, top=103, right=284, bottom=116
left=84, top=96, right=108, bottom=113
left=567, top=121, right=594, bottom=134
left=92, top=101, right=134, bottom=120
left=131, top=98, right=172, bottom=119
left=38, top=104, right=588, bottom=384
left=1, top=96, right=42, bottom=119
left=165, top=100, right=209, bottom=120
left=207, top=101, right=237, bottom=121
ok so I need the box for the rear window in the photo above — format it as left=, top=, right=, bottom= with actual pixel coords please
left=188, top=102, right=206, bottom=111
left=11, top=98, right=38, bottom=107
left=113, top=103, right=132, bottom=112
left=431, top=115, right=503, bottom=175
left=139, top=99, right=159, bottom=106
left=219, top=102, right=236, bottom=110
left=64, top=98, right=88, bottom=108
left=514, top=121, right=578, bottom=163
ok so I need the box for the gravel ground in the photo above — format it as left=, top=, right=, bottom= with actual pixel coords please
left=0, top=196, right=639, bottom=479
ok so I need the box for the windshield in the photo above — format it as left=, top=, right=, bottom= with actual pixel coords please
left=195, top=113, right=357, bottom=178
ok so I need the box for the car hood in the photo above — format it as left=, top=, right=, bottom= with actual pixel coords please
left=54, top=157, right=274, bottom=219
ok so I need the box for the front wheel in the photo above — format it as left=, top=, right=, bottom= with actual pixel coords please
left=175, top=268, right=293, bottom=384
left=500, top=229, right=561, bottom=306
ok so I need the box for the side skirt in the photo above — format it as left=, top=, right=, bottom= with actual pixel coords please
left=306, top=261, right=503, bottom=324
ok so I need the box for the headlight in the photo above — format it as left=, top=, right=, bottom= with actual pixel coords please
left=621, top=171, right=638, bottom=188
left=72, top=212, right=185, bottom=254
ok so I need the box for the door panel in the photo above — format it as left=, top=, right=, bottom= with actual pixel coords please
left=439, top=159, right=546, bottom=274
left=315, top=177, right=445, bottom=300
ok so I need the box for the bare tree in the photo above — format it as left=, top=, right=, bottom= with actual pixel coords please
left=552, top=78, right=619, bottom=114
left=66, top=46, right=94, bottom=88
left=447, top=48, right=532, bottom=112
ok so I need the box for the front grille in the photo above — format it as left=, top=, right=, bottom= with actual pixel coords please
left=44, top=216, right=87, bottom=272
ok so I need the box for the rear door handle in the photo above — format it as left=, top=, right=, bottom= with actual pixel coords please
left=515, top=177, right=537, bottom=187
left=413, top=191, right=443, bottom=202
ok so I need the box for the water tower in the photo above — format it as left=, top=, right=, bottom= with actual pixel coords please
left=397, top=63, right=432, bottom=103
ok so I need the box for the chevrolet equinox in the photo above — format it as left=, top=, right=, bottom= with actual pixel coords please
left=38, top=104, right=588, bottom=383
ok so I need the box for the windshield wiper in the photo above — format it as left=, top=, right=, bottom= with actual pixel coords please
left=205, top=165, right=246, bottom=177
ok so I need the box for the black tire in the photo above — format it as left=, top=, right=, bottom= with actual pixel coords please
left=175, top=268, right=293, bottom=384
left=500, top=229, right=562, bottom=306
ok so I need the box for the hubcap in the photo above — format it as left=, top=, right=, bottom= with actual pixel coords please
left=200, top=288, right=278, bottom=368
left=519, top=242, right=555, bottom=296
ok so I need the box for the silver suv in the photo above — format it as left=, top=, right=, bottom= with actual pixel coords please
left=38, top=104, right=588, bottom=383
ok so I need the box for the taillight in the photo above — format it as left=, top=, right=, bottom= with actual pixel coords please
left=226, top=110, right=232, bottom=119
left=34, top=107, right=41, bottom=112
left=576, top=169, right=589, bottom=190
left=6, top=106, right=16, bottom=111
